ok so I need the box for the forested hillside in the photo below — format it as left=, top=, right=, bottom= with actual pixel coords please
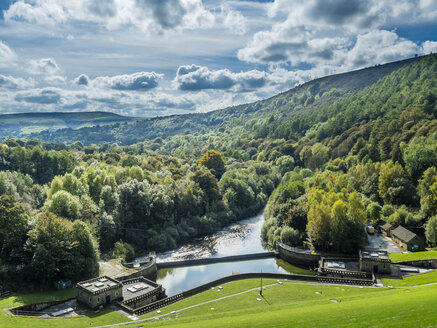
left=0, top=54, right=436, bottom=289
left=30, top=56, right=421, bottom=145
left=0, top=111, right=137, bottom=139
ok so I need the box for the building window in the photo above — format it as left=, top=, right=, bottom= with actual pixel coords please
left=97, top=297, right=100, bottom=303
left=115, top=291, right=118, bottom=297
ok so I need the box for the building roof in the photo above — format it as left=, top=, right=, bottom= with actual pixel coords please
left=360, top=249, right=390, bottom=261
left=121, top=277, right=160, bottom=302
left=391, top=225, right=417, bottom=243
left=375, top=219, right=387, bottom=227
left=77, top=276, right=122, bottom=295
left=380, top=222, right=393, bottom=231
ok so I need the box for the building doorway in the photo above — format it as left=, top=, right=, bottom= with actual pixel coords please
left=106, top=295, right=111, bottom=304
left=373, top=265, right=378, bottom=273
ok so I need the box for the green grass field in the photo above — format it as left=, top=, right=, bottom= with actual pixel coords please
left=383, top=270, right=437, bottom=287
left=0, top=289, right=128, bottom=328
left=2, top=274, right=437, bottom=328
left=123, top=279, right=437, bottom=328
left=389, top=250, right=437, bottom=263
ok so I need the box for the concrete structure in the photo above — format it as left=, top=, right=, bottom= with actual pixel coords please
left=120, top=277, right=165, bottom=310
left=276, top=241, right=320, bottom=267
left=359, top=250, right=391, bottom=274
left=380, top=222, right=393, bottom=237
left=391, top=225, right=424, bottom=251
left=76, top=276, right=123, bottom=309
left=318, top=258, right=370, bottom=279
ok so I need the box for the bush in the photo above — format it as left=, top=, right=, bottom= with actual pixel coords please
left=113, top=241, right=135, bottom=262
left=381, top=204, right=395, bottom=217
left=425, top=215, right=437, bottom=247
left=280, top=227, right=301, bottom=247
left=366, top=202, right=382, bottom=222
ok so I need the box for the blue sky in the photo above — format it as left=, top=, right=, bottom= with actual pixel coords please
left=0, top=0, right=436, bottom=117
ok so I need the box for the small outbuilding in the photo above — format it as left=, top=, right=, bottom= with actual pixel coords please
left=380, top=222, right=393, bottom=237
left=391, top=226, right=424, bottom=251
left=76, top=276, right=123, bottom=309
left=359, top=250, right=391, bottom=274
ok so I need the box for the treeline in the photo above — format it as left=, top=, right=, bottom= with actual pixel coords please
left=0, top=142, right=279, bottom=288
left=263, top=132, right=437, bottom=253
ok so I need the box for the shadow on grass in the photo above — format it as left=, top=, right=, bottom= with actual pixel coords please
left=382, top=276, right=403, bottom=280
left=11, top=288, right=76, bottom=307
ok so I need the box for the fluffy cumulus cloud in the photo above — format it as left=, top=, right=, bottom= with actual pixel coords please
left=0, top=41, right=17, bottom=67
left=174, top=65, right=269, bottom=91
left=238, top=0, right=437, bottom=82
left=74, top=71, right=163, bottom=91
left=0, top=75, right=34, bottom=89
left=28, top=58, right=61, bottom=75
left=4, top=0, right=215, bottom=34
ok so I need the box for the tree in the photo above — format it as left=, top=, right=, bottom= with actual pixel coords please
left=276, top=155, right=295, bottom=175
left=44, top=190, right=82, bottom=220
left=425, top=215, right=437, bottom=247
left=418, top=167, right=437, bottom=217
left=191, top=168, right=221, bottom=204
left=403, top=137, right=437, bottom=180
left=379, top=161, right=414, bottom=204
left=0, top=195, right=29, bottom=262
left=366, top=202, right=382, bottom=222
left=280, top=226, right=301, bottom=247
left=27, top=212, right=99, bottom=284
left=197, top=149, right=226, bottom=179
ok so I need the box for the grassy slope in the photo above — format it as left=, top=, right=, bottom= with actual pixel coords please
left=0, top=289, right=128, bottom=328
left=2, top=276, right=437, bottom=328
left=383, top=270, right=437, bottom=287
left=127, top=279, right=437, bottom=328
left=390, top=250, right=437, bottom=263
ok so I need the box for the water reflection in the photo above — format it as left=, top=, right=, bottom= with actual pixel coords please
left=157, top=258, right=290, bottom=296
left=151, top=213, right=270, bottom=262
left=133, top=213, right=315, bottom=296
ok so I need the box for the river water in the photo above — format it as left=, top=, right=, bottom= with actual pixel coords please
left=139, top=213, right=312, bottom=296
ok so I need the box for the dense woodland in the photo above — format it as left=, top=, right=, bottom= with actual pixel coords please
left=0, top=54, right=436, bottom=289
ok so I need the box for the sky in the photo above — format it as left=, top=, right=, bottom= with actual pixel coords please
left=0, top=0, right=436, bottom=117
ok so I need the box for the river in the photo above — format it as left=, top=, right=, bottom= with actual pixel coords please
left=137, top=213, right=313, bottom=296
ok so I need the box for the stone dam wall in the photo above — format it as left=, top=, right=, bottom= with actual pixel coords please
left=156, top=252, right=277, bottom=269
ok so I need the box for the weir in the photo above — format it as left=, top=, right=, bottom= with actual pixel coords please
left=156, top=251, right=277, bottom=269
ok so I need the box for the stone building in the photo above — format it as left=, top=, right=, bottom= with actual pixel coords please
left=76, top=276, right=165, bottom=310
left=380, top=222, right=393, bottom=237
left=391, top=225, right=424, bottom=251
left=359, top=250, right=391, bottom=274
left=76, top=276, right=123, bottom=309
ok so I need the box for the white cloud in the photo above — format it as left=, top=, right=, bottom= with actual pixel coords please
left=174, top=65, right=270, bottom=91
left=4, top=0, right=216, bottom=35
left=0, top=41, right=17, bottom=67
left=0, top=75, right=34, bottom=89
left=422, top=41, right=437, bottom=54
left=74, top=71, right=164, bottom=91
left=222, top=6, right=247, bottom=35
left=28, top=57, right=61, bottom=75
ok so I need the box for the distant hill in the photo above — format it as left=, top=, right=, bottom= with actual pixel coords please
left=28, top=55, right=433, bottom=146
left=0, top=111, right=139, bottom=139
